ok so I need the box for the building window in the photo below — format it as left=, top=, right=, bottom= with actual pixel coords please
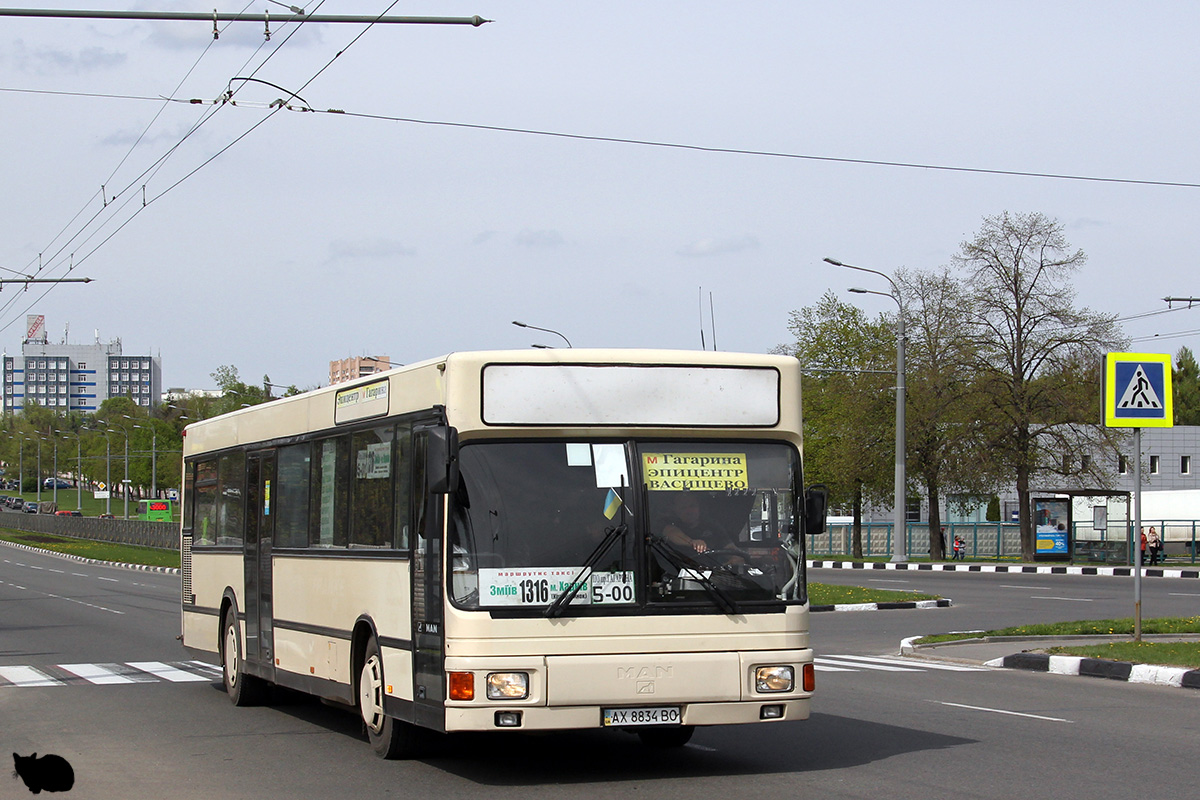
left=1081, top=454, right=1091, bottom=471
left=1119, top=455, right=1128, bottom=474
left=1183, top=456, right=1191, bottom=475
left=78, top=362, right=86, bottom=369
left=1150, top=455, right=1160, bottom=475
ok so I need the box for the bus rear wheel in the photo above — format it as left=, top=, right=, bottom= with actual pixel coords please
left=222, top=609, right=266, bottom=706
left=359, top=637, right=418, bottom=759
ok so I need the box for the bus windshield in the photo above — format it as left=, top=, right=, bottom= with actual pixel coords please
left=449, top=440, right=804, bottom=612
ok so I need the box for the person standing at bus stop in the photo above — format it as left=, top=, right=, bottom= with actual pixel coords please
left=1147, top=526, right=1161, bottom=565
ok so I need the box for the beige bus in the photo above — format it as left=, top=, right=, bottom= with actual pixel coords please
left=180, top=349, right=827, bottom=758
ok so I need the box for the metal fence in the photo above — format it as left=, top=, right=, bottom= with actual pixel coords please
left=809, top=520, right=1198, bottom=564
left=0, top=512, right=177, bottom=550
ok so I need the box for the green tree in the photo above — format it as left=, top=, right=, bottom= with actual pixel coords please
left=1173, top=346, right=1200, bottom=425
left=210, top=365, right=271, bottom=416
left=898, top=266, right=997, bottom=559
left=953, top=211, right=1125, bottom=560
left=781, top=291, right=895, bottom=558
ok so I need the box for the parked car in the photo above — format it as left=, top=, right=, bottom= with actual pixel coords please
left=55, top=509, right=82, bottom=517
left=11, top=498, right=24, bottom=510
left=23, top=502, right=38, bottom=514
left=43, top=478, right=73, bottom=489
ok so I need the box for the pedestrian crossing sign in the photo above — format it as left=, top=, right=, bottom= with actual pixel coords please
left=1105, top=352, right=1172, bottom=428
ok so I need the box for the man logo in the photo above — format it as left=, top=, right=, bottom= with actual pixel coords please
left=637, top=681, right=655, bottom=694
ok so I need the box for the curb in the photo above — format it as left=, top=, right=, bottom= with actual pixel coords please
left=809, top=559, right=1200, bottom=579
left=812, top=598, right=951, bottom=613
left=985, top=651, right=1200, bottom=690
left=0, top=539, right=179, bottom=574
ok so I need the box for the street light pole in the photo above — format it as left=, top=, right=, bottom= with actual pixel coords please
left=108, top=428, right=130, bottom=519
left=512, top=320, right=573, bottom=348
left=824, top=257, right=908, bottom=563
left=129, top=418, right=158, bottom=498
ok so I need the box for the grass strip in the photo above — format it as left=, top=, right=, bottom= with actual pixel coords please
left=918, top=616, right=1200, bottom=643
left=1044, top=642, right=1200, bottom=670
left=809, top=582, right=940, bottom=605
left=0, top=529, right=179, bottom=569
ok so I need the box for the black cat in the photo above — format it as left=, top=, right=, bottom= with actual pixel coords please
left=12, top=752, right=74, bottom=795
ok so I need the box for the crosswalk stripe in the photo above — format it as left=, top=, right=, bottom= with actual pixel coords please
left=0, top=665, right=63, bottom=687
left=58, top=663, right=138, bottom=685
left=823, top=654, right=986, bottom=672
left=815, top=657, right=921, bottom=672
left=125, top=661, right=212, bottom=682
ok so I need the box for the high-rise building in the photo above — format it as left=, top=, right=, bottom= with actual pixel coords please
left=329, top=355, right=393, bottom=386
left=2, top=314, right=162, bottom=414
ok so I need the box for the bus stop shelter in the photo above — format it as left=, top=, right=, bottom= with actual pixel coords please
left=1031, top=489, right=1132, bottom=564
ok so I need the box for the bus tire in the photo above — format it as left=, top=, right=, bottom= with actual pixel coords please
left=637, top=725, right=695, bottom=748
left=222, top=608, right=267, bottom=706
left=359, top=637, right=418, bottom=759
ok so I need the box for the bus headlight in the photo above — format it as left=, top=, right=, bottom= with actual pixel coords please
left=486, top=672, right=529, bottom=700
left=755, top=665, right=795, bottom=693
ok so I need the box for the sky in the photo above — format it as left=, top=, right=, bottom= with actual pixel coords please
left=2, top=1, right=1200, bottom=392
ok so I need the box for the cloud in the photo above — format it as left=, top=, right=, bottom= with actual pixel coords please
left=515, top=229, right=565, bottom=248
left=99, top=122, right=206, bottom=148
left=325, top=239, right=416, bottom=263
left=676, top=234, right=760, bottom=257
left=8, top=41, right=126, bottom=75
left=472, top=230, right=498, bottom=245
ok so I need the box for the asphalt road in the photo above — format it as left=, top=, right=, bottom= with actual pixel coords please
left=3, top=543, right=1198, bottom=799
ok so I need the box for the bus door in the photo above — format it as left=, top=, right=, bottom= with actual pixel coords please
left=410, top=428, right=446, bottom=730
left=243, top=450, right=276, bottom=673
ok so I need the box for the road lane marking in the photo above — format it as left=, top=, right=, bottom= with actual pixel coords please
left=938, top=701, right=1073, bottom=723
left=1169, top=592, right=1200, bottom=597
left=97, top=576, right=119, bottom=583
left=1030, top=596, right=1093, bottom=602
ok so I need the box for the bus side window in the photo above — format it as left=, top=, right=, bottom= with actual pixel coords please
left=276, top=443, right=311, bottom=548
left=217, top=451, right=245, bottom=546
left=310, top=437, right=349, bottom=548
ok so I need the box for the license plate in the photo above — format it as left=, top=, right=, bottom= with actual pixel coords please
left=602, top=706, right=682, bottom=727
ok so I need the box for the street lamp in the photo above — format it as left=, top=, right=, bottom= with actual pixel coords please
left=107, top=427, right=130, bottom=519
left=824, top=256, right=908, bottom=563
left=55, top=429, right=84, bottom=511
left=126, top=416, right=158, bottom=499
left=512, top=320, right=573, bottom=348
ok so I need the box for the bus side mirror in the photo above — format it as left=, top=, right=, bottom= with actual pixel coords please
left=425, top=426, right=460, bottom=495
left=803, top=485, right=828, bottom=536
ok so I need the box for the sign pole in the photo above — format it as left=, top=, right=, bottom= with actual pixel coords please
left=1133, top=427, right=1142, bottom=642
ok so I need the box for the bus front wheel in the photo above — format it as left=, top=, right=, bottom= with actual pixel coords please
left=359, top=637, right=418, bottom=759
left=222, top=609, right=266, bottom=706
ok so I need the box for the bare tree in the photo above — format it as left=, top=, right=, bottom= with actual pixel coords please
left=953, top=212, right=1124, bottom=560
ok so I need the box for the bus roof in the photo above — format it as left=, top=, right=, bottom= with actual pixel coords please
left=183, top=349, right=802, bottom=456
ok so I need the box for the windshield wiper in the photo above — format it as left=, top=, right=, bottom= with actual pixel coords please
left=544, top=523, right=628, bottom=619
left=649, top=535, right=740, bottom=616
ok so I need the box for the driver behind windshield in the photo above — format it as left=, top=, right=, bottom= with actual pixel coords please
left=660, top=491, right=735, bottom=555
